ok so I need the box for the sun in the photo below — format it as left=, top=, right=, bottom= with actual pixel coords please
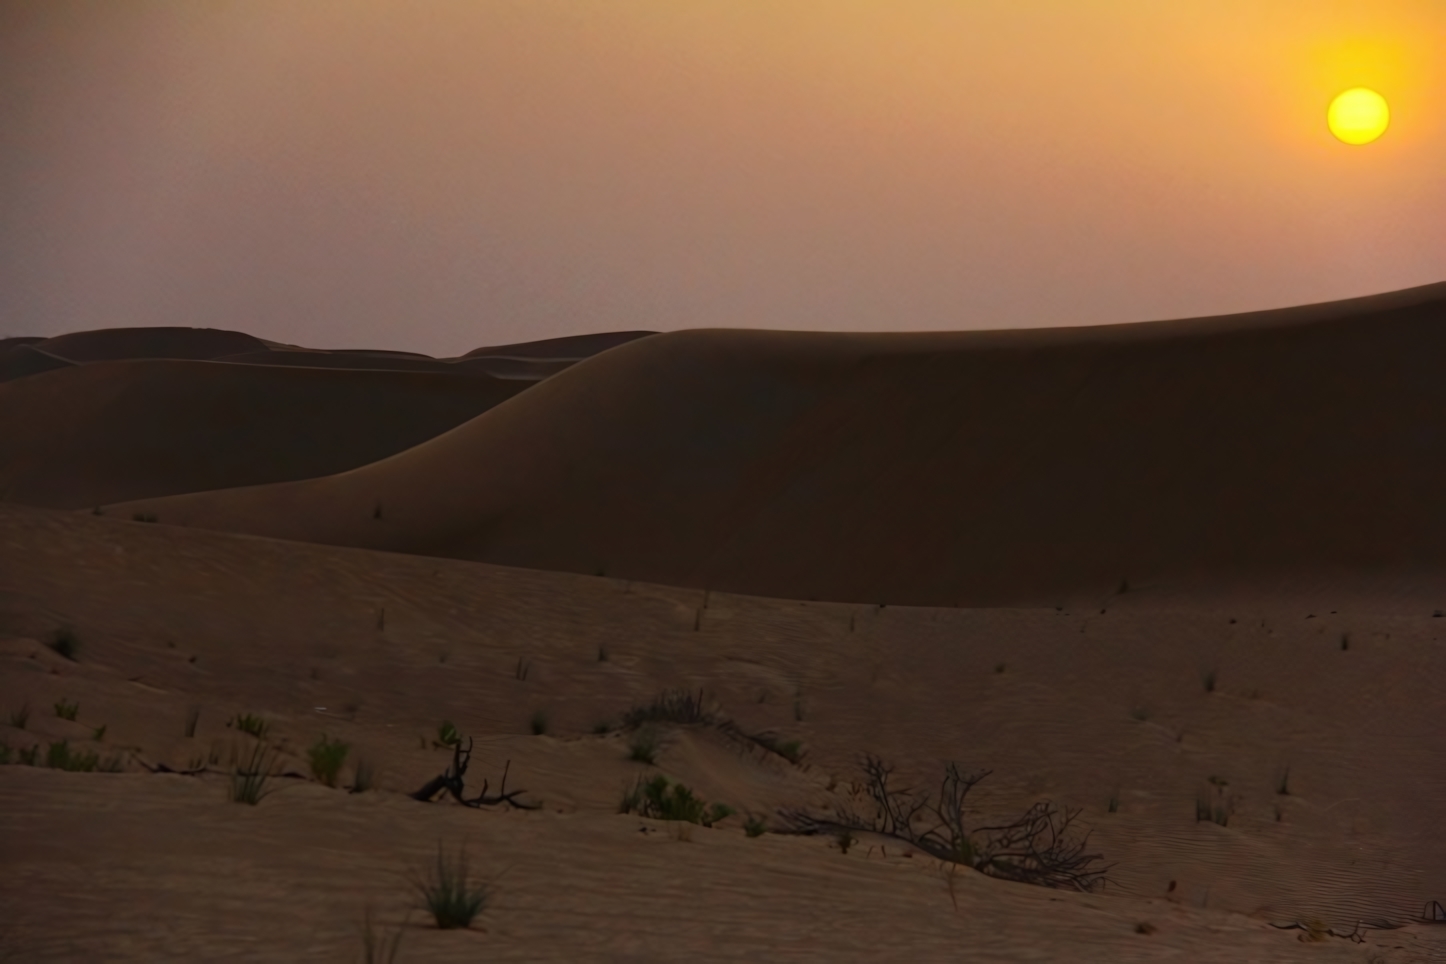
left=1327, top=88, right=1390, bottom=145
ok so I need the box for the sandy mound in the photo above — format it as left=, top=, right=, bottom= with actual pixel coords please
left=0, top=503, right=1442, bottom=960
left=111, top=281, right=1446, bottom=607
left=33, top=326, right=269, bottom=362
left=0, top=359, right=529, bottom=509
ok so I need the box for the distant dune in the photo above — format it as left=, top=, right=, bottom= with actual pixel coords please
left=100, top=281, right=1446, bottom=605
left=0, top=360, right=527, bottom=508
left=27, top=325, right=270, bottom=362
left=0, top=326, right=656, bottom=508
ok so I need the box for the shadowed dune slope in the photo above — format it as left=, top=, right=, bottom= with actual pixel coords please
left=0, top=359, right=529, bottom=509
left=115, top=281, right=1446, bottom=606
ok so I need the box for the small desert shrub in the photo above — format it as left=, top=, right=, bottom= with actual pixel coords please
left=435, top=720, right=461, bottom=749
left=627, top=726, right=661, bottom=764
left=228, top=712, right=269, bottom=739
left=351, top=757, right=376, bottom=793
left=414, top=844, right=488, bottom=930
left=53, top=699, right=79, bottom=721
left=92, top=724, right=107, bottom=741
left=835, top=828, right=857, bottom=854
left=529, top=710, right=548, bottom=736
left=8, top=703, right=30, bottom=729
left=46, top=740, right=99, bottom=772
left=229, top=742, right=278, bottom=805
left=307, top=734, right=350, bottom=787
left=621, top=775, right=730, bottom=826
left=621, top=689, right=713, bottom=728
left=744, top=815, right=768, bottom=838
left=49, top=628, right=79, bottom=661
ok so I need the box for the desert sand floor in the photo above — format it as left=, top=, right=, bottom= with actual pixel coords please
left=1, top=504, right=1443, bottom=962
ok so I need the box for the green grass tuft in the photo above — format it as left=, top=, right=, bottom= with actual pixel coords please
left=621, top=774, right=729, bottom=826
left=744, top=815, right=768, bottom=837
left=228, top=741, right=278, bottom=805
left=228, top=712, right=269, bottom=739
left=46, top=740, right=99, bottom=771
left=414, top=844, right=488, bottom=929
left=307, top=734, right=350, bottom=787
left=53, top=699, right=79, bottom=721
left=435, top=720, right=461, bottom=748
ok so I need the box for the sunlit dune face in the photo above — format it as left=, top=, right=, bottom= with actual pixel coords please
left=1327, top=87, right=1390, bottom=145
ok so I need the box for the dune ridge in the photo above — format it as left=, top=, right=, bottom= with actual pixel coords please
left=0, top=359, right=528, bottom=508
left=109, top=281, right=1446, bottom=607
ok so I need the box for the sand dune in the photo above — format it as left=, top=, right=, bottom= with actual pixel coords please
left=30, top=325, right=270, bottom=362
left=0, top=359, right=529, bottom=509
left=110, top=281, right=1446, bottom=607
left=0, top=503, right=1442, bottom=960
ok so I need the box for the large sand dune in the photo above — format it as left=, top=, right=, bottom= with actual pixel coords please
left=110, top=281, right=1446, bottom=607
left=0, top=359, right=528, bottom=509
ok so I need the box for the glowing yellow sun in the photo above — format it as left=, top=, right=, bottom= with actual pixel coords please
left=1327, top=88, right=1390, bottom=145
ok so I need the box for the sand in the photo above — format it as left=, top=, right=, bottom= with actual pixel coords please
left=0, top=503, right=1442, bottom=961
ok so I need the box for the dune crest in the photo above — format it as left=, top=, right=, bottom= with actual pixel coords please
left=108, top=281, right=1446, bottom=606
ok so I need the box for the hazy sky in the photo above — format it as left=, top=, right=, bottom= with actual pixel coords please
left=3, top=1, right=1443, bottom=356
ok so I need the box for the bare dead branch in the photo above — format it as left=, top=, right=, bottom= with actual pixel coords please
left=780, top=756, right=1109, bottom=892
left=410, top=738, right=538, bottom=810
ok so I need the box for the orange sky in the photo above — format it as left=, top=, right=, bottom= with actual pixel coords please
left=2, top=0, right=1443, bottom=354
